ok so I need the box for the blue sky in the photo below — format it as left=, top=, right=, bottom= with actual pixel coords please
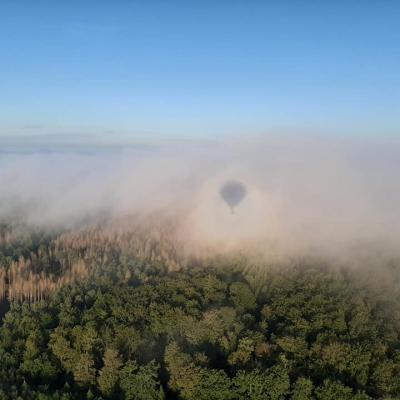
left=0, top=1, right=399, bottom=139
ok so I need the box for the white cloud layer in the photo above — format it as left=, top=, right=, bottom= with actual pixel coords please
left=1, top=134, right=400, bottom=263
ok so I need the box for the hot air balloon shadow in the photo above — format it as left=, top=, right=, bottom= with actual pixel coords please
left=220, top=180, right=247, bottom=214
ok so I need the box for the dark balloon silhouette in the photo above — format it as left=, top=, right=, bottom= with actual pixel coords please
left=220, top=180, right=247, bottom=214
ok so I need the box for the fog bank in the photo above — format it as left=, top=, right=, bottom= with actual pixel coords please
left=1, top=134, right=400, bottom=262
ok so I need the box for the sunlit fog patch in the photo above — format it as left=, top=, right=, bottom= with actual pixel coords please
left=182, top=172, right=281, bottom=254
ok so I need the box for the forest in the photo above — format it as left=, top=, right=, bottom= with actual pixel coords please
left=0, top=219, right=399, bottom=400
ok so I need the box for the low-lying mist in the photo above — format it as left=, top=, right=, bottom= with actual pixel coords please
left=1, top=134, right=400, bottom=264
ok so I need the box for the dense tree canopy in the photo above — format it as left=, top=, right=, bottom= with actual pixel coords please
left=0, top=222, right=399, bottom=399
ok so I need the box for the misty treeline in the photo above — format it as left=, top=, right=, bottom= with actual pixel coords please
left=0, top=221, right=400, bottom=399
left=0, top=218, right=183, bottom=303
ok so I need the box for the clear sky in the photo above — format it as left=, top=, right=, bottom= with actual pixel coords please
left=1, top=1, right=399, bottom=139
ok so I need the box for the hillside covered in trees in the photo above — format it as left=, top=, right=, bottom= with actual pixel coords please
left=0, top=220, right=399, bottom=400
